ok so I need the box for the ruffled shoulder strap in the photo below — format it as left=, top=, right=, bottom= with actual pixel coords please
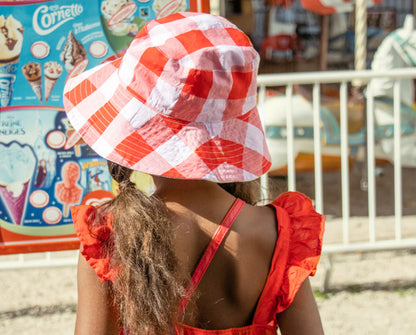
left=273, top=192, right=324, bottom=313
left=71, top=205, right=116, bottom=282
left=253, top=192, right=324, bottom=324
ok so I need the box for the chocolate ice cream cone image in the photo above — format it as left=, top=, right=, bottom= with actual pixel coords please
left=44, top=61, right=63, bottom=102
left=22, top=62, right=42, bottom=103
left=60, top=31, right=87, bottom=73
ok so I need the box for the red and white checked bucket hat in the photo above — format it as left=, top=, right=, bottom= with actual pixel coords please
left=63, top=12, right=271, bottom=182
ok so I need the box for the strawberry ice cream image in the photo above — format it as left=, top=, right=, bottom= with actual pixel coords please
left=55, top=162, right=83, bottom=217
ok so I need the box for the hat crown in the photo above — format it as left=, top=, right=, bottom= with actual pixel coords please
left=117, top=12, right=260, bottom=123
left=63, top=12, right=271, bottom=182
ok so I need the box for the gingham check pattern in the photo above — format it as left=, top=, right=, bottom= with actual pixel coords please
left=63, top=12, right=271, bottom=182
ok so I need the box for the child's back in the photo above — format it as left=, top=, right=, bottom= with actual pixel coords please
left=163, top=179, right=277, bottom=329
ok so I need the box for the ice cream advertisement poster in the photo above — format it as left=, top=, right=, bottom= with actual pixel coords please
left=0, top=106, right=114, bottom=254
left=0, top=0, right=116, bottom=108
left=0, top=0, right=209, bottom=254
left=0, top=0, right=205, bottom=109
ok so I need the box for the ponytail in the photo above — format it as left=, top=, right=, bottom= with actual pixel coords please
left=96, top=162, right=185, bottom=334
left=91, top=162, right=278, bottom=334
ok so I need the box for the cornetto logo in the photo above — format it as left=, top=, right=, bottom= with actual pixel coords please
left=33, top=4, right=83, bottom=35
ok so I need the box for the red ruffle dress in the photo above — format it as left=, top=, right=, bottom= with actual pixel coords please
left=71, top=191, right=324, bottom=334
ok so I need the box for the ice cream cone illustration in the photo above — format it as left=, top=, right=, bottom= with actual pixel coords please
left=22, top=62, right=42, bottom=103
left=0, top=143, right=36, bottom=226
left=0, top=181, right=30, bottom=225
left=44, top=61, right=63, bottom=102
left=0, top=15, right=24, bottom=65
left=60, top=31, right=87, bottom=73
left=0, top=15, right=24, bottom=107
left=56, top=162, right=83, bottom=217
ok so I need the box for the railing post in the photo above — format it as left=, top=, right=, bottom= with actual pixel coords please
left=340, top=82, right=350, bottom=244
left=366, top=82, right=377, bottom=243
left=286, top=84, right=296, bottom=192
left=313, top=83, right=323, bottom=213
left=393, top=80, right=402, bottom=240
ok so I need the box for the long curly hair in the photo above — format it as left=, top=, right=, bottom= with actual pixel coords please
left=90, top=161, right=273, bottom=334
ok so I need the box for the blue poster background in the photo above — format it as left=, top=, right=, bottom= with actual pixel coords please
left=0, top=0, right=190, bottom=252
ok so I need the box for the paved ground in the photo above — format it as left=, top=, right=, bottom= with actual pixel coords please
left=0, top=248, right=415, bottom=335
left=1, top=162, right=416, bottom=334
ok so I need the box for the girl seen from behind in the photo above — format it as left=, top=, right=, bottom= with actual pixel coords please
left=63, top=12, right=325, bottom=335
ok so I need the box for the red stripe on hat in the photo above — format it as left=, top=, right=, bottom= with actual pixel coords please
left=225, top=28, right=253, bottom=47
left=162, top=167, right=186, bottom=178
left=140, top=47, right=170, bottom=77
left=196, top=139, right=244, bottom=169
left=65, top=78, right=97, bottom=108
left=115, top=132, right=154, bottom=166
left=182, top=69, right=214, bottom=99
left=89, top=103, right=119, bottom=134
left=228, top=71, right=253, bottom=99
left=176, top=30, right=215, bottom=54
left=162, top=116, right=190, bottom=134
left=156, top=12, right=185, bottom=24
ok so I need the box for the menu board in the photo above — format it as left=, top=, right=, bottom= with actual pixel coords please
left=0, top=0, right=207, bottom=254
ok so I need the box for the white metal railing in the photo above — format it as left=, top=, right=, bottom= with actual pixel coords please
left=258, top=68, right=416, bottom=253
left=0, top=250, right=79, bottom=270
left=259, top=68, right=416, bottom=290
left=1, top=69, right=416, bottom=278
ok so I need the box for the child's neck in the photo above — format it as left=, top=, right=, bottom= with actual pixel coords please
left=152, top=176, right=235, bottom=208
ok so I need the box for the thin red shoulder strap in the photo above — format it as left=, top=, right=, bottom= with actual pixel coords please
left=177, top=198, right=245, bottom=316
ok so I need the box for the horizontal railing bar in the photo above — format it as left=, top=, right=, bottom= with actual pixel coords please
left=323, top=239, right=416, bottom=254
left=257, top=68, right=416, bottom=86
left=0, top=257, right=78, bottom=270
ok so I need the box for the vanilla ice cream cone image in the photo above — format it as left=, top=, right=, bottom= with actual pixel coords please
left=0, top=15, right=24, bottom=107
left=0, top=143, right=36, bottom=225
left=44, top=61, right=63, bottom=102
left=0, top=15, right=24, bottom=65
left=22, top=62, right=42, bottom=103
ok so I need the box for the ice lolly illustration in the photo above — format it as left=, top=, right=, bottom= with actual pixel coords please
left=55, top=162, right=82, bottom=217
left=0, top=143, right=36, bottom=225
left=65, top=129, right=85, bottom=157
left=56, top=162, right=83, bottom=217
left=44, top=61, right=62, bottom=102
left=22, top=62, right=42, bottom=103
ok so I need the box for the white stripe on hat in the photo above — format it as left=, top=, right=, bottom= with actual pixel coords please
left=155, top=134, right=194, bottom=167
left=245, top=122, right=265, bottom=155
left=98, top=71, right=120, bottom=101
left=147, top=77, right=182, bottom=115
left=92, top=135, right=114, bottom=158
left=148, top=23, right=175, bottom=47
left=123, top=99, right=157, bottom=129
